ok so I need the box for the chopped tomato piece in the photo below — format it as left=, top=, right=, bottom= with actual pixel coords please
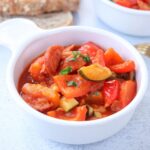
left=113, top=0, right=134, bottom=7
left=86, top=91, right=104, bottom=105
left=47, top=105, right=87, bottom=121
left=22, top=94, right=52, bottom=112
left=54, top=75, right=103, bottom=98
left=29, top=56, right=48, bottom=81
left=119, top=80, right=136, bottom=107
left=22, top=83, right=60, bottom=111
left=44, top=46, right=63, bottom=76
left=64, top=45, right=77, bottom=52
left=62, top=45, right=80, bottom=59
left=62, top=51, right=72, bottom=60
left=143, top=0, right=150, bottom=4
left=54, top=75, right=91, bottom=98
left=113, top=0, right=150, bottom=9
left=109, top=60, right=135, bottom=73
left=137, top=0, right=150, bottom=10
left=61, top=56, right=86, bottom=72
left=132, top=4, right=139, bottom=9
left=50, top=83, right=60, bottom=92
left=92, top=50, right=105, bottom=66
left=111, top=100, right=122, bottom=112
left=130, top=0, right=138, bottom=5
left=103, top=80, right=120, bottom=107
left=89, top=81, right=104, bottom=92
left=92, top=105, right=106, bottom=113
left=104, top=48, right=124, bottom=66
left=79, top=42, right=105, bottom=66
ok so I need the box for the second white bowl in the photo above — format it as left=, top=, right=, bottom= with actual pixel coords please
left=95, top=0, right=150, bottom=36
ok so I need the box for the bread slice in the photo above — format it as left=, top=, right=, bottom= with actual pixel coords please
left=0, top=11, right=73, bottom=29
left=0, top=0, right=79, bottom=16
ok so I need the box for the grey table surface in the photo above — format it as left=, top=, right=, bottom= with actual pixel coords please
left=0, top=0, right=150, bottom=150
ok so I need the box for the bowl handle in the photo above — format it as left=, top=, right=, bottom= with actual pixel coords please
left=0, top=18, right=44, bottom=54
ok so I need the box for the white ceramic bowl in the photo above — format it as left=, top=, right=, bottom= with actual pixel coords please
left=0, top=18, right=148, bottom=144
left=95, top=0, right=150, bottom=36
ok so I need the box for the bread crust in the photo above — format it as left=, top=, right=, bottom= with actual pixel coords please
left=0, top=0, right=79, bottom=16
left=0, top=11, right=73, bottom=29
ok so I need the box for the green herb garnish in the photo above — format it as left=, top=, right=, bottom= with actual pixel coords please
left=67, top=51, right=90, bottom=63
left=72, top=51, right=81, bottom=58
left=60, top=67, right=72, bottom=75
left=66, top=51, right=81, bottom=62
left=66, top=57, right=76, bottom=62
left=82, top=55, right=90, bottom=62
left=67, top=81, right=78, bottom=87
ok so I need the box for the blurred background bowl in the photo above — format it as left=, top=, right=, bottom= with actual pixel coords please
left=94, top=0, right=150, bottom=36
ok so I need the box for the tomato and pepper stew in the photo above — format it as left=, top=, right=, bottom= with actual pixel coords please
left=112, top=0, right=150, bottom=10
left=18, top=42, right=137, bottom=121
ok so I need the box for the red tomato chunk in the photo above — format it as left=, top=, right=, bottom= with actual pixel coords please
left=112, top=0, right=150, bottom=10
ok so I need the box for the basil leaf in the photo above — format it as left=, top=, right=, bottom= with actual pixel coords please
left=60, top=67, right=72, bottom=75
left=67, top=81, right=78, bottom=87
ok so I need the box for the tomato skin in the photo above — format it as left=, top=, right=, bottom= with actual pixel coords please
left=29, top=46, right=64, bottom=80
left=113, top=0, right=138, bottom=7
left=54, top=75, right=103, bottom=98
left=143, top=0, right=150, bottom=4
left=44, top=46, right=63, bottom=76
left=79, top=42, right=105, bottom=66
left=103, top=80, right=120, bottom=107
left=29, top=56, right=48, bottom=81
left=137, top=0, right=150, bottom=10
left=104, top=48, right=124, bottom=66
left=22, top=94, right=51, bottom=112
left=47, top=105, right=87, bottom=121
left=113, top=0, right=134, bottom=7
left=53, top=75, right=91, bottom=98
left=86, top=91, right=104, bottom=105
left=113, top=0, right=150, bottom=10
left=61, top=56, right=86, bottom=72
left=130, top=0, right=138, bottom=5
left=89, top=81, right=104, bottom=93
left=109, top=60, right=135, bottom=73
left=111, top=100, right=122, bottom=112
left=62, top=45, right=81, bottom=59
left=22, top=83, right=60, bottom=112
left=119, top=80, right=136, bottom=107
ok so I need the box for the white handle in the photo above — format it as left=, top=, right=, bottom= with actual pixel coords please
left=0, top=18, right=44, bottom=54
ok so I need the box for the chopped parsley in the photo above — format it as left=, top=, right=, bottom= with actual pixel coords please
left=66, top=57, right=76, bottom=62
left=60, top=67, right=72, bottom=75
left=72, top=51, right=81, bottom=58
left=67, top=81, right=78, bottom=87
left=82, top=55, right=90, bottom=63
left=66, top=51, right=81, bottom=62
left=66, top=51, right=91, bottom=63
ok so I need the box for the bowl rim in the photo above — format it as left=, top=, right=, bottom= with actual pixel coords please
left=7, top=26, right=148, bottom=127
left=102, top=0, right=150, bottom=15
